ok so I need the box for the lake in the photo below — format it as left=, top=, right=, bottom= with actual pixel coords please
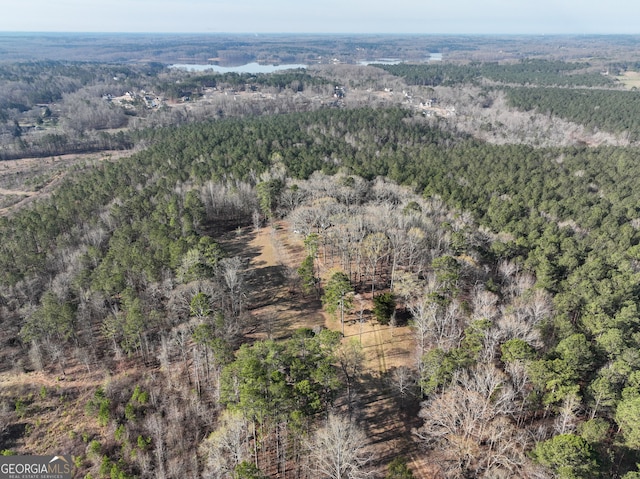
left=170, top=63, right=308, bottom=74
left=359, top=59, right=402, bottom=65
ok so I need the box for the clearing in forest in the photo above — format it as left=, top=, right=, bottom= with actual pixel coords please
left=234, top=222, right=435, bottom=478
left=0, top=150, right=131, bottom=215
left=617, top=71, right=640, bottom=89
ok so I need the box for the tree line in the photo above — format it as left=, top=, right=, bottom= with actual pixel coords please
left=376, top=59, right=615, bottom=87
left=505, top=86, right=640, bottom=140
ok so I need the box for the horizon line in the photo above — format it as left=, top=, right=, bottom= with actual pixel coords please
left=1, top=31, right=640, bottom=36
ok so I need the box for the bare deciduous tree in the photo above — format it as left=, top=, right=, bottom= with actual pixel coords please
left=495, top=287, right=551, bottom=348
left=415, top=364, right=532, bottom=478
left=553, top=392, right=581, bottom=435
left=307, top=414, right=372, bottom=479
left=145, top=412, right=167, bottom=479
left=472, top=286, right=499, bottom=321
left=335, top=340, right=364, bottom=416
left=28, top=340, right=44, bottom=371
left=361, top=232, right=389, bottom=294
left=388, top=366, right=418, bottom=408
left=220, top=257, right=248, bottom=319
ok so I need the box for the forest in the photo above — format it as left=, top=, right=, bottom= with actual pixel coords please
left=376, top=60, right=616, bottom=87
left=3, top=38, right=640, bottom=479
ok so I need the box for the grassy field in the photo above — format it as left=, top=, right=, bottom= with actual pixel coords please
left=616, top=71, right=640, bottom=89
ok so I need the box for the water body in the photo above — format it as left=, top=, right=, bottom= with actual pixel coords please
left=170, top=62, right=307, bottom=74
left=359, top=59, right=402, bottom=65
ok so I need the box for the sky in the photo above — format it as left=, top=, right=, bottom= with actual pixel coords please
left=1, top=0, right=640, bottom=34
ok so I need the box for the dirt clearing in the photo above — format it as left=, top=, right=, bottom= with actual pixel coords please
left=0, top=150, right=132, bottom=215
left=617, top=71, right=640, bottom=89
left=226, top=222, right=431, bottom=477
